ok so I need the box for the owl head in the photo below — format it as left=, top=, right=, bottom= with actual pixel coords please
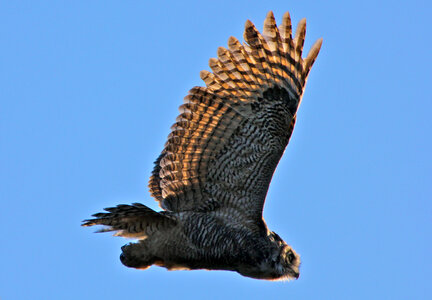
left=268, top=231, right=301, bottom=281
left=237, top=231, right=301, bottom=280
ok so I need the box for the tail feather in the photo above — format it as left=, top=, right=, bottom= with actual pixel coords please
left=82, top=203, right=176, bottom=238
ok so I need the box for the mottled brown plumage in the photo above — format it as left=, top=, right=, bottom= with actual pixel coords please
left=83, top=11, right=322, bottom=281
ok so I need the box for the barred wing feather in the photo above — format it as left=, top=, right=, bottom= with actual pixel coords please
left=149, top=11, right=322, bottom=223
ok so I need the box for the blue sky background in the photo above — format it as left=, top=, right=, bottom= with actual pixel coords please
left=1, top=1, right=431, bottom=299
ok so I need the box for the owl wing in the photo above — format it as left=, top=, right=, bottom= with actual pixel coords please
left=149, top=12, right=322, bottom=224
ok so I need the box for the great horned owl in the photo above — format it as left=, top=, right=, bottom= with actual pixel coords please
left=83, top=11, right=322, bottom=281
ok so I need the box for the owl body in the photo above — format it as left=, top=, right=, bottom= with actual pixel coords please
left=120, top=210, right=299, bottom=280
left=83, top=11, right=322, bottom=281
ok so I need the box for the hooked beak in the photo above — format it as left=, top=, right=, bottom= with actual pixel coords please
left=288, top=268, right=300, bottom=279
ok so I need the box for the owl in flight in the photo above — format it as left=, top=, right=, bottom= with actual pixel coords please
left=83, top=11, right=322, bottom=281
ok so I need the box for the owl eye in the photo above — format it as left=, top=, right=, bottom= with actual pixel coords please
left=287, top=252, right=296, bottom=263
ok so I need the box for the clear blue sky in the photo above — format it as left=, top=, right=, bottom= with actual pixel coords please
left=1, top=1, right=431, bottom=299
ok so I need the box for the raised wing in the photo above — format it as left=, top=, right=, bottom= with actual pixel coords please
left=149, top=11, right=322, bottom=222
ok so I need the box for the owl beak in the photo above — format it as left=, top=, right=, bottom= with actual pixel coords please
left=288, top=268, right=300, bottom=279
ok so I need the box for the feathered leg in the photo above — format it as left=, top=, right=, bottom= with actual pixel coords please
left=120, top=241, right=158, bottom=269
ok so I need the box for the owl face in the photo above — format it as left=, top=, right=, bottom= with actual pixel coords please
left=278, top=245, right=301, bottom=280
left=268, top=232, right=301, bottom=281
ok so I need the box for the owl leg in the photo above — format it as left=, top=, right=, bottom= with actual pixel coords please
left=120, top=242, right=157, bottom=270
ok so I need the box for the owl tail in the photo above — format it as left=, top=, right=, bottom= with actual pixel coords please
left=82, top=203, right=177, bottom=238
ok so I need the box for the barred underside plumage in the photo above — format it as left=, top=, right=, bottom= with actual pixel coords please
left=84, top=11, right=322, bottom=281
left=149, top=11, right=322, bottom=221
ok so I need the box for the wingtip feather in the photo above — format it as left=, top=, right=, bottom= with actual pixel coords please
left=294, top=18, right=307, bottom=58
left=264, top=11, right=275, bottom=24
left=304, top=37, right=323, bottom=75
left=281, top=12, right=292, bottom=36
left=263, top=11, right=278, bottom=42
left=244, top=19, right=257, bottom=43
left=244, top=19, right=254, bottom=29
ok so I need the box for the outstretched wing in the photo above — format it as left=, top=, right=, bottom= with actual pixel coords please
left=149, top=11, right=322, bottom=223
